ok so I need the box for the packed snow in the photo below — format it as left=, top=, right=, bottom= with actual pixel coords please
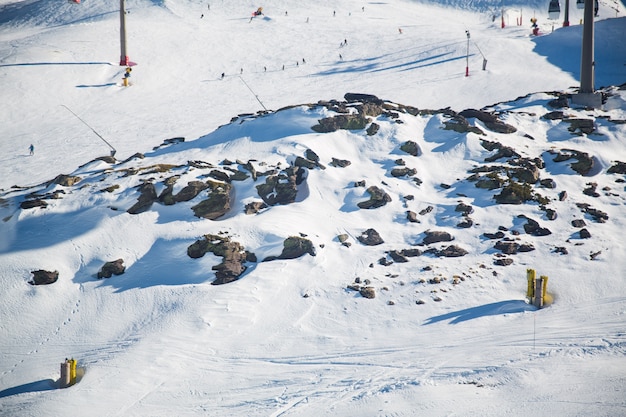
left=1, top=0, right=625, bottom=416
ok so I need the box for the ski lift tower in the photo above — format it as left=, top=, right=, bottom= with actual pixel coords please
left=572, top=0, right=602, bottom=108
left=119, top=0, right=129, bottom=66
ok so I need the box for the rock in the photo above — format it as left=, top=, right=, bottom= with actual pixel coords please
left=97, top=259, right=125, bottom=279
left=329, top=158, right=351, bottom=168
left=400, top=140, right=421, bottom=156
left=572, top=219, right=587, bottom=228
left=552, top=149, right=594, bottom=176
left=436, top=245, right=468, bottom=257
left=542, top=110, right=565, bottom=120
left=607, top=161, right=626, bottom=174
left=366, top=123, right=380, bottom=136
left=522, top=217, right=552, bottom=236
left=483, top=231, right=505, bottom=240
left=494, top=182, right=533, bottom=204
left=459, top=109, right=517, bottom=134
left=357, top=228, right=384, bottom=246
left=359, top=286, right=376, bottom=299
left=52, top=174, right=82, bottom=187
left=545, top=208, right=557, bottom=220
left=264, top=236, right=316, bottom=261
left=305, top=149, right=320, bottom=163
left=208, top=170, right=231, bottom=182
left=540, top=178, right=557, bottom=188
left=20, top=199, right=48, bottom=209
left=187, top=234, right=252, bottom=285
left=494, top=258, right=514, bottom=266
left=443, top=114, right=485, bottom=135
left=406, top=211, right=420, bottom=223
left=558, top=190, right=568, bottom=201
left=576, top=204, right=608, bottom=223
left=294, top=156, right=318, bottom=169
left=391, top=167, right=417, bottom=177
left=456, top=218, right=473, bottom=228
left=518, top=243, right=536, bottom=252
left=455, top=202, right=474, bottom=215
left=565, top=118, right=595, bottom=135
left=312, top=113, right=370, bottom=133
left=511, top=165, right=540, bottom=184
left=422, top=230, right=454, bottom=245
left=244, top=201, right=268, bottom=214
left=357, top=185, right=391, bottom=209
left=256, top=168, right=300, bottom=206
left=485, top=146, right=520, bottom=162
left=583, top=182, right=600, bottom=197
left=344, top=93, right=383, bottom=104
left=475, top=176, right=503, bottom=190
left=495, top=241, right=519, bottom=254
left=579, top=228, right=591, bottom=239
left=401, top=248, right=421, bottom=257
left=174, top=181, right=209, bottom=202
left=419, top=206, right=434, bottom=215
left=547, top=94, right=569, bottom=108
left=389, top=250, right=408, bottom=263
left=29, top=270, right=59, bottom=285
left=127, top=182, right=158, bottom=214
left=554, top=246, right=569, bottom=255
left=192, top=182, right=233, bottom=219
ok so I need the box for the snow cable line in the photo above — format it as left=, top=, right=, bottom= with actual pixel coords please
left=61, top=104, right=117, bottom=156
left=238, top=76, right=268, bottom=111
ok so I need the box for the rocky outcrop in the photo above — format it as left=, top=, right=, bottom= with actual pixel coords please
left=264, top=236, right=316, bottom=261
left=191, top=181, right=233, bottom=220
left=29, top=270, right=58, bottom=285
left=357, top=229, right=384, bottom=246
left=459, top=109, right=517, bottom=134
left=187, top=234, right=253, bottom=285
left=97, top=259, right=125, bottom=279
left=422, top=230, right=454, bottom=245
left=312, top=113, right=370, bottom=133
left=400, top=140, right=421, bottom=157
left=256, top=166, right=302, bottom=206
left=127, top=182, right=158, bottom=214
left=357, top=186, right=391, bottom=209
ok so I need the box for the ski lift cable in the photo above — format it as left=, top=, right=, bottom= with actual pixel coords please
left=61, top=105, right=117, bottom=156
left=238, top=76, right=268, bottom=111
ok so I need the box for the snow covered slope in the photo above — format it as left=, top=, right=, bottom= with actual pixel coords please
left=0, top=1, right=625, bottom=416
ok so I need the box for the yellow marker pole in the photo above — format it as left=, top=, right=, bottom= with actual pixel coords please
left=69, top=358, right=77, bottom=385
left=527, top=269, right=536, bottom=298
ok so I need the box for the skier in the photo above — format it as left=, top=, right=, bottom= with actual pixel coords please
left=29, top=144, right=34, bottom=155
left=221, top=72, right=225, bottom=79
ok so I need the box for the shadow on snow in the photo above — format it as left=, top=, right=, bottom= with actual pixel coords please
left=423, top=299, right=536, bottom=325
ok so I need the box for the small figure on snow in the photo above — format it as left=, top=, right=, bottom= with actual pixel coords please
left=29, top=144, right=34, bottom=155
left=221, top=72, right=225, bottom=79
left=398, top=27, right=403, bottom=34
